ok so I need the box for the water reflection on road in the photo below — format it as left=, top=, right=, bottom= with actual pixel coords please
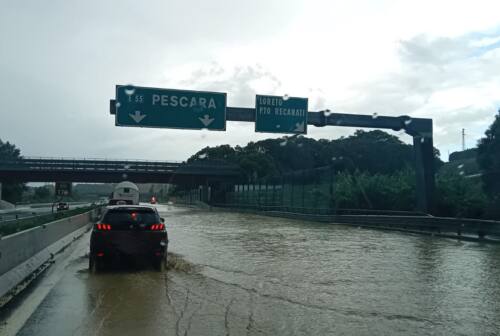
left=6, top=205, right=500, bottom=335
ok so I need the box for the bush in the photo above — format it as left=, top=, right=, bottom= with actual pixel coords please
left=334, top=169, right=416, bottom=211
left=434, top=172, right=488, bottom=218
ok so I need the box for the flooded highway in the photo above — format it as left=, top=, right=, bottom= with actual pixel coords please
left=2, top=205, right=500, bottom=335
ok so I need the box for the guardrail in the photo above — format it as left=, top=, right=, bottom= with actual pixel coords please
left=213, top=204, right=500, bottom=242
left=214, top=204, right=429, bottom=216
left=0, top=206, right=100, bottom=236
left=13, top=201, right=89, bottom=207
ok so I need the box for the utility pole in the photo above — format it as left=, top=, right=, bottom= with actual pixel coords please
left=462, top=128, right=466, bottom=151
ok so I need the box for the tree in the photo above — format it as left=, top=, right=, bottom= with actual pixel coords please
left=33, top=186, right=51, bottom=201
left=186, top=130, right=441, bottom=179
left=435, top=171, right=488, bottom=218
left=0, top=139, right=25, bottom=203
left=477, top=110, right=500, bottom=199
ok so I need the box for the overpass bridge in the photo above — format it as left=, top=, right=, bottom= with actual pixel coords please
left=0, top=157, right=243, bottom=184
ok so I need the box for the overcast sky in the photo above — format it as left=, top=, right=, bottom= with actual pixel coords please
left=1, top=0, right=499, bottom=162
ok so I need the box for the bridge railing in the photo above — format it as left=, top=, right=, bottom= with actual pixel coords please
left=22, top=156, right=183, bottom=163
left=0, top=157, right=242, bottom=175
left=0, top=158, right=182, bottom=173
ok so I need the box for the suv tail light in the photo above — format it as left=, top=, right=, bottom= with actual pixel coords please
left=150, top=223, right=165, bottom=231
left=96, top=223, right=112, bottom=231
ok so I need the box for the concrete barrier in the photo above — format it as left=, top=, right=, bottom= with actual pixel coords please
left=0, top=209, right=100, bottom=300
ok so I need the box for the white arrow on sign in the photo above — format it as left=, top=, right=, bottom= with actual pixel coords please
left=294, top=122, right=305, bottom=132
left=129, top=110, right=147, bottom=123
left=199, top=114, right=214, bottom=127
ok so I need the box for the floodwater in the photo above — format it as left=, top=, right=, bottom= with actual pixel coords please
left=2, top=205, right=500, bottom=335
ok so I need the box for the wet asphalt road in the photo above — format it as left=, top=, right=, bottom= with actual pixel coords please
left=2, top=205, right=500, bottom=335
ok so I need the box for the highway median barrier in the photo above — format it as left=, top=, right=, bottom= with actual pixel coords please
left=0, top=206, right=97, bottom=237
left=0, top=207, right=103, bottom=305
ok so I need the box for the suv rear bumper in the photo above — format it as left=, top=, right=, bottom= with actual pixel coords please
left=90, top=231, right=168, bottom=259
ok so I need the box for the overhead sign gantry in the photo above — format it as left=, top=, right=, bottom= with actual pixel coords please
left=110, top=85, right=434, bottom=214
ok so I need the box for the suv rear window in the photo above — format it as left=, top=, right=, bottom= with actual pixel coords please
left=108, top=199, right=133, bottom=205
left=102, top=209, right=159, bottom=227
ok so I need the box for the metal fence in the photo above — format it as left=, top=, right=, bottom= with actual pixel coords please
left=225, top=166, right=336, bottom=212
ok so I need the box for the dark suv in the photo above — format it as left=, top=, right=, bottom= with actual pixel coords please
left=89, top=205, right=168, bottom=272
left=56, top=202, right=69, bottom=211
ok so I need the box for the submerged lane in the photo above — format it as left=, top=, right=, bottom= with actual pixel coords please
left=2, top=205, right=500, bottom=335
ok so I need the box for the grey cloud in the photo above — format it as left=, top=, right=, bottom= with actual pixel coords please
left=334, top=31, right=500, bottom=154
left=1, top=2, right=499, bottom=162
left=0, top=1, right=301, bottom=160
left=179, top=63, right=282, bottom=107
left=399, top=35, right=470, bottom=66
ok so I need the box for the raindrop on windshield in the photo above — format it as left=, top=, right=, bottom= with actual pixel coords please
left=331, top=157, right=337, bottom=161
left=276, top=125, right=281, bottom=128
left=298, top=143, right=304, bottom=148
left=280, top=140, right=287, bottom=146
left=372, top=113, right=378, bottom=119
left=124, top=85, right=135, bottom=95
left=404, top=118, right=412, bottom=125
left=115, top=102, right=121, bottom=108
left=457, top=164, right=464, bottom=169
left=323, top=109, right=332, bottom=117
left=283, top=94, right=289, bottom=101
left=198, top=153, right=207, bottom=159
left=124, top=164, right=130, bottom=169
left=122, top=173, right=128, bottom=179
left=459, top=171, right=465, bottom=176
left=420, top=137, right=426, bottom=143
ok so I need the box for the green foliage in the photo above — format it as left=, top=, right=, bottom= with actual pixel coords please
left=0, top=139, right=21, bottom=159
left=477, top=110, right=500, bottom=199
left=0, top=139, right=25, bottom=203
left=333, top=168, right=489, bottom=218
left=435, top=172, right=488, bottom=218
left=438, top=158, right=479, bottom=176
left=188, top=130, right=442, bottom=179
left=333, top=169, right=416, bottom=211
left=33, top=186, right=52, bottom=201
left=334, top=169, right=489, bottom=218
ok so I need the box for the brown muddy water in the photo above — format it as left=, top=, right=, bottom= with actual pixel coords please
left=2, top=205, right=500, bottom=335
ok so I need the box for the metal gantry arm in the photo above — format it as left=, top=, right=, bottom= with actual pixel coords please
left=110, top=100, right=432, bottom=134
left=110, top=100, right=435, bottom=213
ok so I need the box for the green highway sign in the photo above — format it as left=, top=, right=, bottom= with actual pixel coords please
left=55, top=182, right=72, bottom=196
left=255, top=95, right=308, bottom=134
left=115, top=85, right=226, bottom=130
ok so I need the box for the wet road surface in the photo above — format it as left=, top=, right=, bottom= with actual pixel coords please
left=2, top=205, right=500, bottom=335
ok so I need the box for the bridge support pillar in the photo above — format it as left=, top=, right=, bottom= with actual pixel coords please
left=413, top=135, right=435, bottom=214
left=200, top=184, right=211, bottom=203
